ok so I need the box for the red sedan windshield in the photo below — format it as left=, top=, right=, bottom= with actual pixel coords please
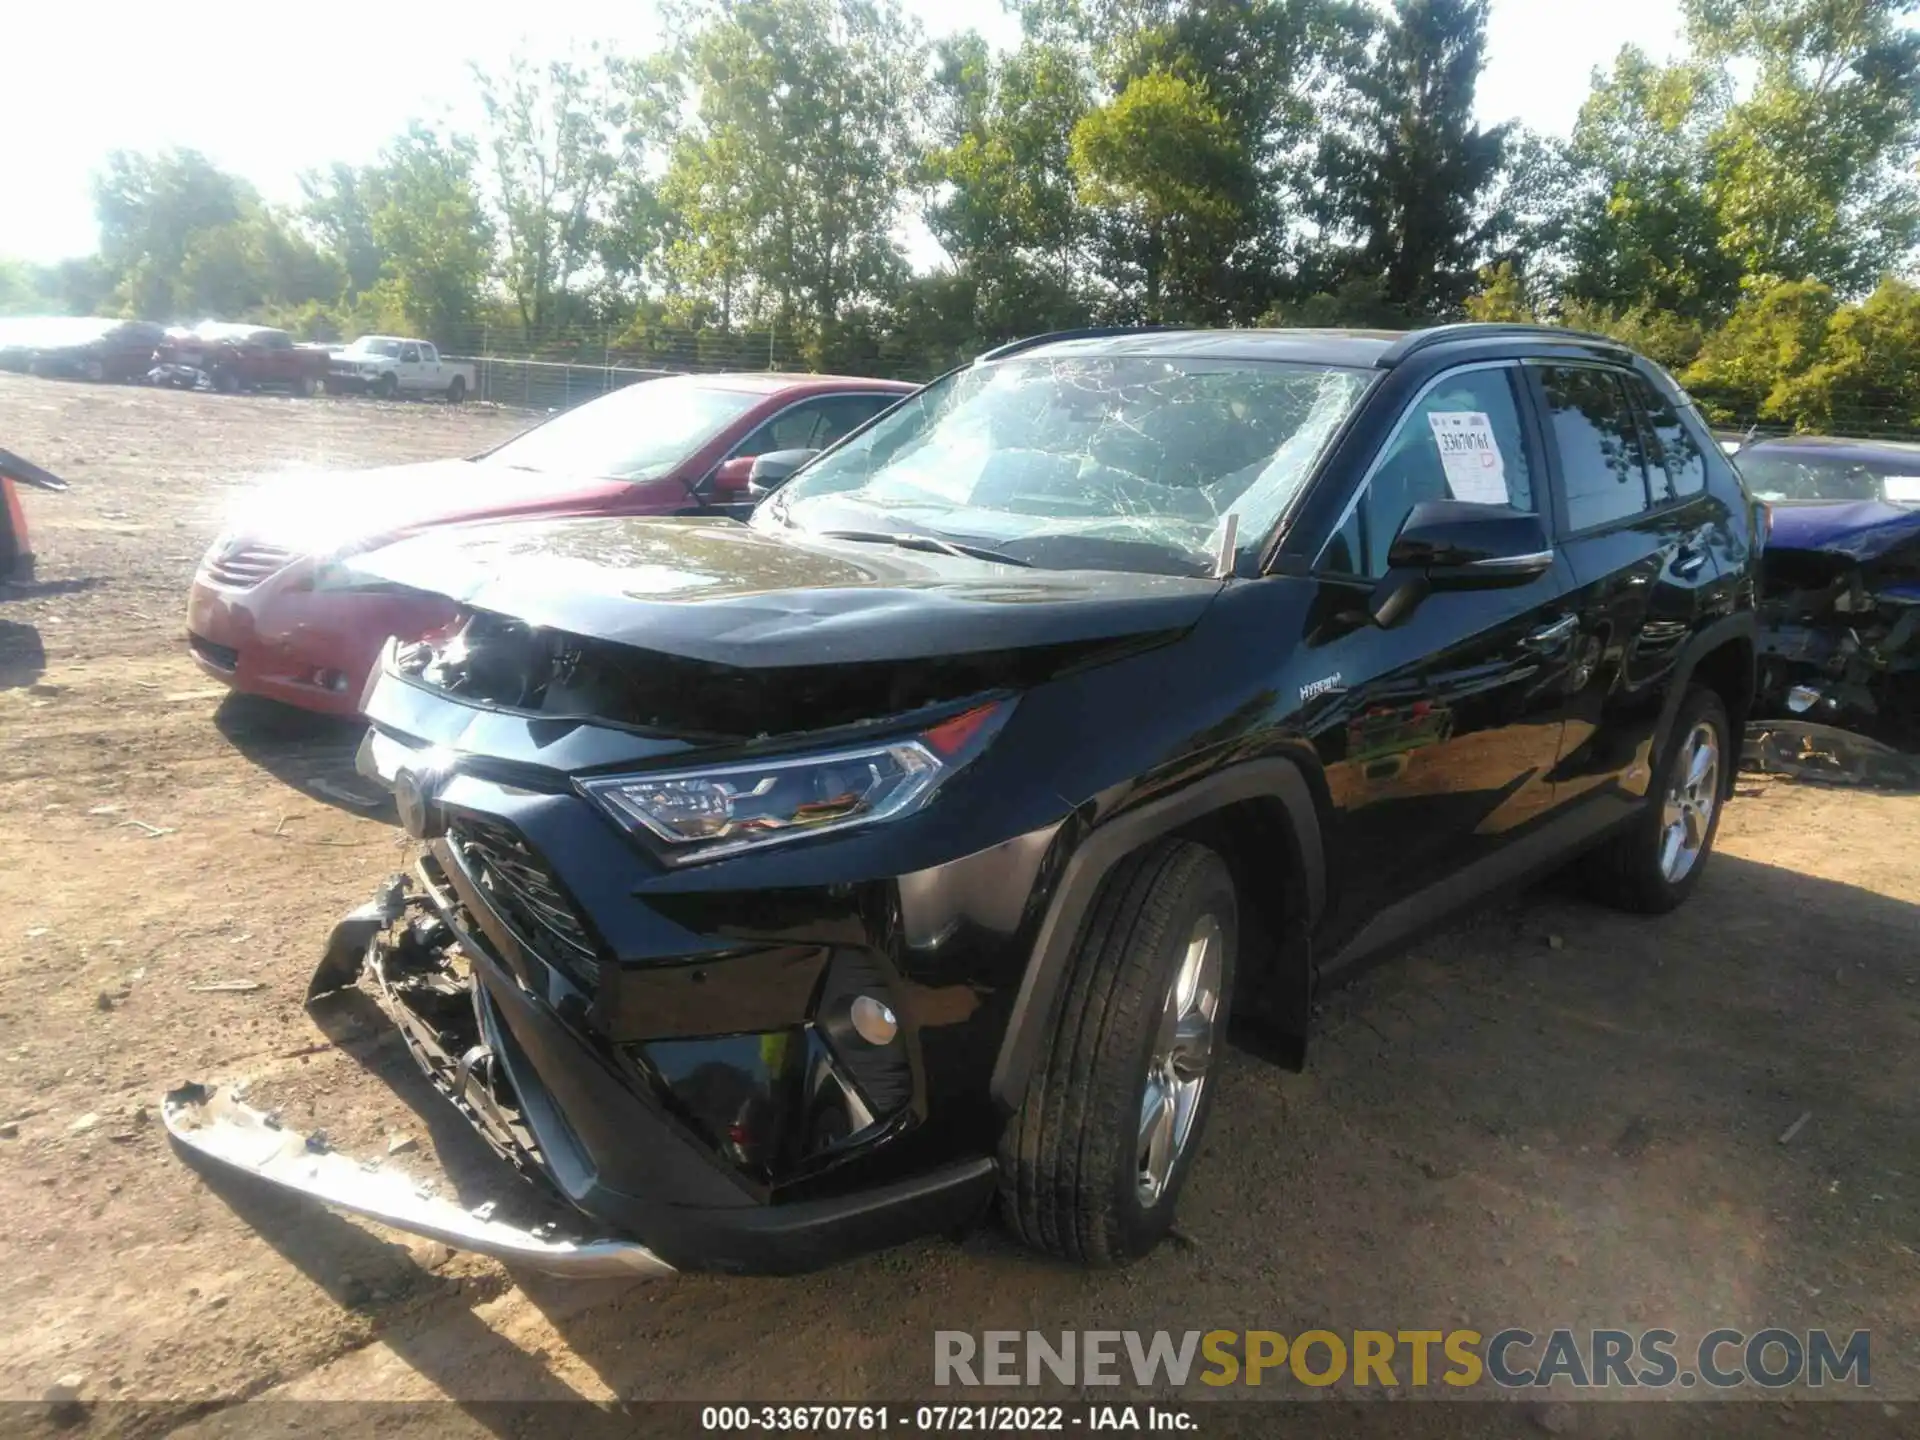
left=482, top=376, right=764, bottom=481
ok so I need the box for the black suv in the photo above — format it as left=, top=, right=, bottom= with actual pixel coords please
left=166, top=324, right=1762, bottom=1276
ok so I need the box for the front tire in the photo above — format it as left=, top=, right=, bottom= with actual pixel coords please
left=1585, top=684, right=1730, bottom=914
left=373, top=372, right=398, bottom=400
left=445, top=375, right=466, bottom=403
left=999, top=838, right=1237, bottom=1265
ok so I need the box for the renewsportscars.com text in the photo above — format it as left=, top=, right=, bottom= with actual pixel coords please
left=933, top=1329, right=1871, bottom=1391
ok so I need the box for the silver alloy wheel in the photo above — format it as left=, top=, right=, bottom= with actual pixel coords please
left=1137, top=912, right=1223, bottom=1206
left=1659, top=719, right=1721, bottom=883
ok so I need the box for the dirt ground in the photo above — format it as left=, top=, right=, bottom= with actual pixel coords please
left=0, top=373, right=1915, bottom=1433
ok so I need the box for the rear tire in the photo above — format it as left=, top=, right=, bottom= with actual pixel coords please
left=998, top=838, right=1237, bottom=1265
left=445, top=375, right=466, bottom=403
left=1584, top=684, right=1730, bottom=914
left=293, top=374, right=316, bottom=397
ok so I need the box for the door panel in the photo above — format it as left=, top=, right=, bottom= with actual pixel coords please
left=1310, top=562, right=1581, bottom=947
left=1534, top=364, right=1723, bottom=806
left=1305, top=362, right=1576, bottom=943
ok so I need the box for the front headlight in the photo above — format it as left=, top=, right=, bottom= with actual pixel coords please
left=579, top=702, right=1006, bottom=865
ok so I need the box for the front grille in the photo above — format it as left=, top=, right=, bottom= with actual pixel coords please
left=188, top=632, right=238, bottom=672
left=203, top=541, right=295, bottom=588
left=450, top=818, right=602, bottom=987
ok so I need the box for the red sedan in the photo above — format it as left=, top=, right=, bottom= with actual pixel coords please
left=185, top=371, right=913, bottom=715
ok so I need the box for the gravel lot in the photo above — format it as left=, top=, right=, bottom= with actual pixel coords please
left=1, top=373, right=1915, bottom=1435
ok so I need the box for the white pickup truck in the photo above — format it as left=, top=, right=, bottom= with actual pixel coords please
left=329, top=336, right=477, bottom=402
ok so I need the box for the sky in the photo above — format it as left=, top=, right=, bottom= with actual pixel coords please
left=1, top=0, right=1691, bottom=268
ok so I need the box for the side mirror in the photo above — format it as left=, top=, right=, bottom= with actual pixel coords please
left=1368, top=500, right=1552, bottom=628
left=746, top=448, right=820, bottom=500
left=708, top=455, right=757, bottom=496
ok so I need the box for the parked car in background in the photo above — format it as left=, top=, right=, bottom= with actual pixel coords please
left=0, top=316, right=165, bottom=381
left=1735, top=435, right=1920, bottom=743
left=151, top=323, right=331, bottom=395
left=167, top=323, right=1763, bottom=1278
left=329, top=336, right=477, bottom=401
left=186, top=371, right=913, bottom=714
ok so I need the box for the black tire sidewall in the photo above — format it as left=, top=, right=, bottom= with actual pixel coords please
left=1106, top=854, right=1238, bottom=1258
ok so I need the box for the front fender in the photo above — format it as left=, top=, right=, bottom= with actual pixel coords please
left=987, top=755, right=1327, bottom=1109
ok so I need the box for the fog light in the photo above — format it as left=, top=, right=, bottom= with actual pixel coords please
left=850, top=995, right=898, bottom=1046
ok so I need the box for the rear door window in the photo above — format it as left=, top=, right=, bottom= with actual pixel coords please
left=1623, top=375, right=1706, bottom=500
left=1322, top=365, right=1535, bottom=578
left=400, top=343, right=422, bottom=363
left=1539, top=366, right=1656, bottom=531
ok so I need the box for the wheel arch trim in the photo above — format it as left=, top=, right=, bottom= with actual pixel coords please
left=1650, top=612, right=1759, bottom=794
left=988, top=756, right=1326, bottom=1110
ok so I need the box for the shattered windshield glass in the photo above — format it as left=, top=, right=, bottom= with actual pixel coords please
left=1740, top=452, right=1920, bottom=508
left=759, top=355, right=1373, bottom=575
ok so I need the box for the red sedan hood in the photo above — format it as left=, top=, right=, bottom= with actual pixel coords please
left=224, top=459, right=650, bottom=555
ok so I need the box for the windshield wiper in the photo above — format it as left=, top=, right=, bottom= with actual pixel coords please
left=815, top=528, right=1032, bottom=567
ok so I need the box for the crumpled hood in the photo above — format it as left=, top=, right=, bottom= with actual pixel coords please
left=223, top=459, right=632, bottom=555
left=1768, top=500, right=1920, bottom=562
left=345, top=513, right=1224, bottom=667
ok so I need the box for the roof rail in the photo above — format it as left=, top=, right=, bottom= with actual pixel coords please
left=1377, top=322, right=1632, bottom=367
left=974, top=326, right=1183, bottom=363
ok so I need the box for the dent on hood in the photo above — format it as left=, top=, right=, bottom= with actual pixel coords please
left=345, top=514, right=1224, bottom=669
left=390, top=607, right=1174, bottom=741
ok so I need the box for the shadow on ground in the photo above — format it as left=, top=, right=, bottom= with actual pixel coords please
left=214, top=691, right=393, bottom=817
left=0, top=619, right=46, bottom=689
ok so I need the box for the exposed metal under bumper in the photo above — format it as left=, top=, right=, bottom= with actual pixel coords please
left=162, top=1082, right=677, bottom=1279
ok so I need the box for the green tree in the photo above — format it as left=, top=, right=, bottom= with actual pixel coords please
left=473, top=46, right=629, bottom=337
left=664, top=0, right=925, bottom=351
left=1688, top=0, right=1920, bottom=290
left=1682, top=278, right=1838, bottom=421
left=0, top=260, right=59, bottom=316
left=1559, top=48, right=1740, bottom=319
left=1028, top=0, right=1369, bottom=319
left=1312, top=0, right=1508, bottom=312
left=922, top=34, right=1095, bottom=337
left=1772, top=277, right=1920, bottom=431
left=300, top=163, right=385, bottom=296
left=91, top=149, right=253, bottom=316
left=1070, top=68, right=1251, bottom=322
left=363, top=126, right=495, bottom=340
left=1462, top=261, right=1536, bottom=322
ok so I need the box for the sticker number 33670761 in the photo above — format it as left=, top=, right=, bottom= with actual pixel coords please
left=1427, top=411, right=1509, bottom=506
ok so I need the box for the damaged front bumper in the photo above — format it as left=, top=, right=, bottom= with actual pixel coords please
left=161, top=1083, right=675, bottom=1278
left=170, top=848, right=997, bottom=1277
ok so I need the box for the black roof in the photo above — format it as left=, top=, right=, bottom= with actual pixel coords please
left=991, top=322, right=1635, bottom=370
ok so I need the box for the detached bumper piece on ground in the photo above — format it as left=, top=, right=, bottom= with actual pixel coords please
left=161, top=1081, right=675, bottom=1279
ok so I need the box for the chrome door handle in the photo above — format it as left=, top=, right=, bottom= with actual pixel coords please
left=1525, top=614, right=1579, bottom=648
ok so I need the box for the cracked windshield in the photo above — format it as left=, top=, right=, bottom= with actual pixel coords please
left=762, top=356, right=1372, bottom=576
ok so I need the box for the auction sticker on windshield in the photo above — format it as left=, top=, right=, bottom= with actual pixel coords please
left=1427, top=411, right=1508, bottom=505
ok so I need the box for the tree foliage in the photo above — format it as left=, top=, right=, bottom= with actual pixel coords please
left=16, top=0, right=1920, bottom=406
left=1312, top=0, right=1507, bottom=312
left=663, top=0, right=923, bottom=352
